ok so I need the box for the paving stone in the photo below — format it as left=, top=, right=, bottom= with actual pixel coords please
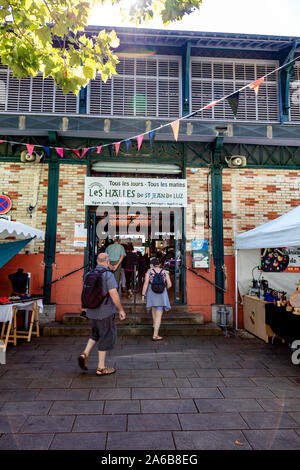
left=129, top=369, right=176, bottom=378
left=50, top=432, right=106, bottom=450
left=194, top=369, right=223, bottom=378
left=90, top=388, right=131, bottom=400
left=132, top=388, right=179, bottom=399
left=49, top=400, right=104, bottom=415
left=141, top=399, right=197, bottom=414
left=257, top=398, right=300, bottom=412
left=189, top=378, right=224, bottom=388
left=173, top=430, right=252, bottom=450
left=73, top=415, right=126, bottom=432
left=3, top=370, right=51, bottom=379
left=222, top=378, right=260, bottom=387
left=240, top=412, right=299, bottom=429
left=107, top=431, right=175, bottom=450
left=243, top=429, right=300, bottom=450
left=28, top=378, right=73, bottom=389
left=71, top=377, right=117, bottom=388
left=116, top=377, right=163, bottom=387
left=267, top=367, right=300, bottom=377
left=0, top=401, right=52, bottom=415
left=0, top=379, right=33, bottom=389
left=0, top=433, right=54, bottom=450
left=0, top=390, right=40, bottom=401
left=161, top=378, right=192, bottom=388
left=219, top=387, right=276, bottom=398
left=219, top=368, right=272, bottom=377
left=288, top=412, right=300, bottom=425
left=0, top=415, right=27, bottom=433
left=194, top=399, right=263, bottom=413
left=173, top=369, right=199, bottom=378
left=250, top=377, right=298, bottom=387
left=178, top=413, right=249, bottom=430
left=36, top=389, right=90, bottom=401
left=270, top=388, right=300, bottom=398
left=128, top=413, right=181, bottom=431
left=20, top=415, right=75, bottom=433
left=104, top=400, right=140, bottom=414
left=178, top=388, right=223, bottom=399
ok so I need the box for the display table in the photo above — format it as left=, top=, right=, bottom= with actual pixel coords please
left=243, top=295, right=277, bottom=343
left=265, top=303, right=300, bottom=344
left=0, top=298, right=43, bottom=355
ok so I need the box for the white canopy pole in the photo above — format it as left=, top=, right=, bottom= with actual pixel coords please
left=235, top=249, right=239, bottom=330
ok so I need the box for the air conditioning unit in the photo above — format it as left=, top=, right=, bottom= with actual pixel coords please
left=20, top=150, right=44, bottom=163
left=225, top=155, right=247, bottom=169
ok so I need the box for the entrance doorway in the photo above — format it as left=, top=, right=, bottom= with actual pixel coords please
left=87, top=207, right=185, bottom=305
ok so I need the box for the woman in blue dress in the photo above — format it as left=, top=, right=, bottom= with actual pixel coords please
left=142, top=258, right=172, bottom=341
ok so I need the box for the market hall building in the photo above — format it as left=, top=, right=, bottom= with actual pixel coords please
left=0, top=27, right=300, bottom=327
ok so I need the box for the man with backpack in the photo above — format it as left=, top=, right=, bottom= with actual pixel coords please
left=78, top=252, right=126, bottom=376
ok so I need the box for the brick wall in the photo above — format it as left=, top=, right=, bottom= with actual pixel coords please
left=56, top=164, right=87, bottom=254
left=0, top=161, right=48, bottom=253
left=186, top=167, right=300, bottom=257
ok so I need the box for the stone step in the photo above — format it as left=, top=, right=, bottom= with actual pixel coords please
left=62, top=312, right=205, bottom=326
left=41, top=322, right=223, bottom=337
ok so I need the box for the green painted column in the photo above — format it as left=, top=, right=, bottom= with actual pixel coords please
left=182, top=40, right=191, bottom=116
left=43, top=131, right=59, bottom=304
left=211, top=136, right=224, bottom=304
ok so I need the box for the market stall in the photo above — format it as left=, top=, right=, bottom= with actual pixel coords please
left=0, top=220, right=45, bottom=362
left=235, top=205, right=300, bottom=333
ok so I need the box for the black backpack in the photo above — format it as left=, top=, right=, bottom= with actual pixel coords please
left=150, top=269, right=166, bottom=294
left=81, top=268, right=109, bottom=309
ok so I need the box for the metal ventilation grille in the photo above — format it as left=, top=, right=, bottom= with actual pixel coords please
left=0, top=66, right=78, bottom=114
left=191, top=59, right=279, bottom=122
left=88, top=55, right=181, bottom=118
left=290, top=62, right=300, bottom=122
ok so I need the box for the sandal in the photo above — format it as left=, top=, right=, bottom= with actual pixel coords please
left=78, top=353, right=88, bottom=371
left=96, top=367, right=116, bottom=376
left=152, top=336, right=163, bottom=341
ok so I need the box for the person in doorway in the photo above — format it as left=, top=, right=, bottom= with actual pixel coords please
left=137, top=251, right=147, bottom=291
left=105, top=237, right=126, bottom=290
left=78, top=253, right=126, bottom=376
left=123, top=243, right=138, bottom=299
left=142, top=257, right=172, bottom=341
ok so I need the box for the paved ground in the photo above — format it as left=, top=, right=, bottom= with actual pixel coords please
left=0, top=331, right=300, bottom=450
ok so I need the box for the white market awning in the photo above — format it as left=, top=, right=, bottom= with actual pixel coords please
left=0, top=219, right=45, bottom=241
left=235, top=205, right=300, bottom=250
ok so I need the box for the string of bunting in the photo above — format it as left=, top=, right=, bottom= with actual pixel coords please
left=1, top=54, right=299, bottom=159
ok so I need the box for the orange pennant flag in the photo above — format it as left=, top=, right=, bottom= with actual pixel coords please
left=204, top=101, right=217, bottom=110
left=171, top=120, right=180, bottom=141
left=249, top=77, right=265, bottom=95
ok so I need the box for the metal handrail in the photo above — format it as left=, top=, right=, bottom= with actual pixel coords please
left=182, top=263, right=226, bottom=293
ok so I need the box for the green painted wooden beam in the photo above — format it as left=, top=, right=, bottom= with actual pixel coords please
left=43, top=131, right=59, bottom=304
left=211, top=136, right=225, bottom=304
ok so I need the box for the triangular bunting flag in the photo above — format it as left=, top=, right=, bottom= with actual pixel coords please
left=204, top=101, right=217, bottom=110
left=73, top=150, right=81, bottom=158
left=97, top=146, right=102, bottom=154
left=149, top=131, right=155, bottom=148
left=56, top=148, right=64, bottom=158
left=125, top=139, right=132, bottom=152
left=249, top=77, right=265, bottom=95
left=137, top=135, right=144, bottom=151
left=0, top=140, right=3, bottom=143
left=170, top=120, right=180, bottom=141
left=227, top=92, right=240, bottom=116
left=26, top=144, right=35, bottom=156
left=114, top=142, right=120, bottom=156
left=81, top=148, right=89, bottom=159
left=43, top=146, right=50, bottom=157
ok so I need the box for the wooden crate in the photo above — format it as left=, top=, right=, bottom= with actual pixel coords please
left=243, top=295, right=275, bottom=343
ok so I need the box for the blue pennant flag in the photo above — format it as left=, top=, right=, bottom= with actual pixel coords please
left=125, top=139, right=132, bottom=152
left=43, top=146, right=50, bottom=157
left=149, top=131, right=155, bottom=148
left=108, top=144, right=113, bottom=157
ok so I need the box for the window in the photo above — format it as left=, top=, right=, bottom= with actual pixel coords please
left=88, top=55, right=181, bottom=118
left=190, top=58, right=279, bottom=122
left=0, top=65, right=78, bottom=114
left=290, top=62, right=300, bottom=122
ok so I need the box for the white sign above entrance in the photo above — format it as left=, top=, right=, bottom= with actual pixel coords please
left=84, top=177, right=187, bottom=207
